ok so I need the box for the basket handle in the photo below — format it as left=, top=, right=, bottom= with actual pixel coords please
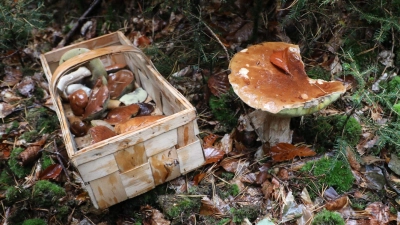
left=50, top=45, right=148, bottom=94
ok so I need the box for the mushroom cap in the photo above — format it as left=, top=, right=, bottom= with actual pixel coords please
left=228, top=42, right=346, bottom=117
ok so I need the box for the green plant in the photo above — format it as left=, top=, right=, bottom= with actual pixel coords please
left=228, top=184, right=240, bottom=196
left=221, top=172, right=234, bottom=181
left=165, top=197, right=199, bottom=219
left=209, top=89, right=239, bottom=131
left=300, top=114, right=362, bottom=150
left=26, top=107, right=59, bottom=134
left=5, top=186, right=30, bottom=205
left=0, top=0, right=49, bottom=66
left=22, top=218, right=47, bottom=225
left=230, top=205, right=259, bottom=223
left=32, top=180, right=66, bottom=207
left=300, top=156, right=354, bottom=194
left=0, top=170, right=13, bottom=190
left=311, top=209, right=345, bottom=225
left=19, top=130, right=39, bottom=143
left=8, top=147, right=32, bottom=178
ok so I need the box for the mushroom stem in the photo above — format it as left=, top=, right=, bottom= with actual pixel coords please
left=262, top=113, right=292, bottom=146
left=249, top=110, right=292, bottom=146
left=57, top=67, right=91, bottom=98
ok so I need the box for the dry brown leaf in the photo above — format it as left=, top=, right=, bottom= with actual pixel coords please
left=270, top=143, right=316, bottom=162
left=203, top=133, right=219, bottom=149
left=39, top=164, right=63, bottom=180
left=199, top=196, right=224, bottom=216
left=0, top=102, right=15, bottom=119
left=207, top=70, right=230, bottom=97
left=1, top=66, right=22, bottom=87
left=141, top=205, right=171, bottom=225
left=220, top=158, right=239, bottom=172
left=204, top=147, right=225, bottom=165
left=256, top=171, right=270, bottom=185
left=346, top=146, right=361, bottom=171
left=240, top=173, right=257, bottom=184
left=0, top=143, right=11, bottom=159
left=16, top=76, right=35, bottom=97
left=277, top=168, right=289, bottom=181
left=193, top=173, right=206, bottom=185
left=365, top=202, right=389, bottom=225
left=261, top=178, right=280, bottom=200
left=325, top=195, right=348, bottom=211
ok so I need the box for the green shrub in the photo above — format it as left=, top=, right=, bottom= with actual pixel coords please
left=311, top=209, right=345, bottom=225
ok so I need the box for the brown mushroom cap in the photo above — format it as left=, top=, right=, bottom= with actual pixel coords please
left=107, top=69, right=135, bottom=99
left=104, top=104, right=140, bottom=125
left=89, top=125, right=116, bottom=144
left=82, top=84, right=109, bottom=121
left=228, top=42, right=346, bottom=117
left=69, top=89, right=89, bottom=116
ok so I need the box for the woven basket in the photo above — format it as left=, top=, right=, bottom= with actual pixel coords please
left=40, top=32, right=205, bottom=209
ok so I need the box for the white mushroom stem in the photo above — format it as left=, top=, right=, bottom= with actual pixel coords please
left=57, top=67, right=91, bottom=98
left=249, top=110, right=293, bottom=146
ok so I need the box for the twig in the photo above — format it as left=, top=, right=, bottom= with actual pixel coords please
left=57, top=0, right=102, bottom=48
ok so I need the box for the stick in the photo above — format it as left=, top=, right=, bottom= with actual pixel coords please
left=57, top=0, right=102, bottom=48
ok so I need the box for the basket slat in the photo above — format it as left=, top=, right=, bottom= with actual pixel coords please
left=144, top=129, right=177, bottom=157
left=149, top=147, right=180, bottom=185
left=89, top=171, right=127, bottom=209
left=121, top=163, right=155, bottom=198
left=114, top=142, right=146, bottom=173
left=177, top=140, right=205, bottom=174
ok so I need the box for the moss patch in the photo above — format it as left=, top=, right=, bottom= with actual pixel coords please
left=8, top=147, right=32, bottom=178
left=300, top=156, right=354, bottom=194
left=22, top=218, right=47, bottom=225
left=5, top=186, right=30, bottom=205
left=311, top=209, right=345, bottom=225
left=26, top=107, right=59, bottom=134
left=32, top=180, right=66, bottom=207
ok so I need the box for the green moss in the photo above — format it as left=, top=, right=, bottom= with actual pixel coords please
left=8, top=147, right=32, bottom=178
left=388, top=76, right=400, bottom=93
left=209, top=89, right=239, bottom=130
left=311, top=209, right=345, bottom=225
left=394, top=104, right=400, bottom=118
left=55, top=205, right=70, bottom=222
left=40, top=152, right=53, bottom=169
left=5, top=121, right=19, bottom=135
left=22, top=218, right=47, bottom=225
left=230, top=205, right=259, bottom=223
left=32, top=180, right=66, bottom=207
left=301, top=156, right=354, bottom=193
left=19, top=130, right=39, bottom=143
left=0, top=170, right=13, bottom=190
left=300, top=115, right=362, bottom=149
left=166, top=197, right=199, bottom=219
left=229, top=184, right=240, bottom=196
left=221, top=172, right=234, bottom=181
left=5, top=186, right=30, bottom=205
left=26, top=107, right=59, bottom=134
left=7, top=207, right=29, bottom=225
left=306, top=66, right=331, bottom=80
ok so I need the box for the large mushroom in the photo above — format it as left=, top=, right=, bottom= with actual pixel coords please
left=228, top=42, right=346, bottom=146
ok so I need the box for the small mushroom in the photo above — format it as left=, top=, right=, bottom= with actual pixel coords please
left=68, top=89, right=89, bottom=116
left=119, top=87, right=148, bottom=105
left=88, top=125, right=116, bottom=144
left=107, top=69, right=135, bottom=99
left=104, top=104, right=140, bottom=125
left=70, top=120, right=90, bottom=137
left=57, top=67, right=91, bottom=98
left=82, top=84, right=110, bottom=121
left=59, top=48, right=107, bottom=88
left=228, top=42, right=346, bottom=146
left=105, top=63, right=127, bottom=73
left=66, top=84, right=92, bottom=97
left=137, top=102, right=155, bottom=116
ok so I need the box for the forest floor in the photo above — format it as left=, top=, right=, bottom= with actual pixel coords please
left=1, top=0, right=400, bottom=225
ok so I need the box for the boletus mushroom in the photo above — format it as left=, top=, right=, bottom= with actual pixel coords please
left=107, top=69, right=135, bottom=99
left=69, top=89, right=89, bottom=116
left=228, top=42, right=346, bottom=146
left=104, top=104, right=140, bottom=125
left=82, top=84, right=110, bottom=121
left=88, top=125, right=116, bottom=144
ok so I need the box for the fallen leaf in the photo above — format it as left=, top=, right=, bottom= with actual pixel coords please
left=193, top=173, right=206, bottom=185
left=199, top=196, right=224, bottom=216
left=16, top=76, right=35, bottom=97
left=388, top=154, right=400, bottom=176
left=39, top=164, right=63, bottom=180
left=203, top=133, right=219, bottom=149
left=207, top=70, right=230, bottom=97
left=365, top=166, right=385, bottom=190
left=0, top=143, right=11, bottom=159
left=0, top=102, right=15, bottom=119
left=325, top=195, right=348, bottom=211
left=346, top=146, right=361, bottom=171
left=141, top=205, right=171, bottom=225
left=220, top=158, right=239, bottom=172
left=1, top=66, right=22, bottom=87
left=277, top=168, right=289, bottom=180
left=365, top=202, right=389, bottom=224
left=240, top=172, right=257, bottom=184
left=270, top=143, right=316, bottom=162
left=256, top=171, right=270, bottom=185
left=261, top=178, right=280, bottom=200
left=204, top=147, right=225, bottom=165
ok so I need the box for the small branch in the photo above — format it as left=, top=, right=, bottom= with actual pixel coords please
left=57, top=0, right=102, bottom=48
